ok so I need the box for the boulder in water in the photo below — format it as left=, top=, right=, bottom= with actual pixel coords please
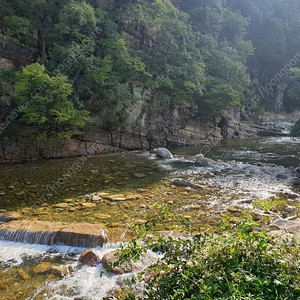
left=156, top=148, right=174, bottom=159
left=79, top=249, right=101, bottom=267
left=102, top=250, right=157, bottom=275
left=195, top=157, right=216, bottom=167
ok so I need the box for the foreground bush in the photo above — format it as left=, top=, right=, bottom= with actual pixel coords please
left=291, top=119, right=300, bottom=137
left=112, top=219, right=300, bottom=300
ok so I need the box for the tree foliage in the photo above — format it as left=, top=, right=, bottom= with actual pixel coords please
left=16, top=63, right=89, bottom=139
left=2, top=0, right=300, bottom=135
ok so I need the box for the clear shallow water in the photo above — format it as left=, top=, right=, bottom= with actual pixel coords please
left=170, top=137, right=300, bottom=167
left=0, top=137, right=299, bottom=299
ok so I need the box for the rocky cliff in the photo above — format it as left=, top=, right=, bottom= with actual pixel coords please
left=0, top=100, right=257, bottom=163
left=0, top=34, right=36, bottom=70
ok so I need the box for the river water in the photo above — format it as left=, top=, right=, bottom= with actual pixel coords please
left=0, top=137, right=299, bottom=299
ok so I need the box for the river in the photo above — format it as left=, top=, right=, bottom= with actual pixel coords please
left=0, top=137, right=299, bottom=299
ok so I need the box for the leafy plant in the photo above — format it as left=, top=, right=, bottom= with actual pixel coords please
left=253, top=198, right=288, bottom=214
left=108, top=216, right=300, bottom=300
left=15, top=63, right=89, bottom=139
left=291, top=119, right=300, bottom=137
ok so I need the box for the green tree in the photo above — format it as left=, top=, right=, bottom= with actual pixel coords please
left=16, top=63, right=89, bottom=139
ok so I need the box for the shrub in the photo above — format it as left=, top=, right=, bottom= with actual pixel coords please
left=111, top=218, right=300, bottom=300
left=291, top=119, right=300, bottom=137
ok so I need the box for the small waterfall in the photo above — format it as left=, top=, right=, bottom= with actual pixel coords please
left=0, top=220, right=108, bottom=247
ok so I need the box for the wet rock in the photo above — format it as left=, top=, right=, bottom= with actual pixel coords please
left=134, top=173, right=147, bottom=178
left=0, top=220, right=108, bottom=247
left=79, top=249, right=101, bottom=267
left=94, top=213, right=112, bottom=220
left=276, top=173, right=288, bottom=180
left=126, top=196, right=137, bottom=201
left=195, top=158, right=216, bottom=167
left=0, top=211, right=21, bottom=223
left=53, top=203, right=69, bottom=209
left=227, top=206, right=241, bottom=213
left=158, top=164, right=173, bottom=172
left=97, top=192, right=110, bottom=197
left=156, top=148, right=174, bottom=159
left=203, top=173, right=215, bottom=178
left=171, top=179, right=203, bottom=189
left=102, top=250, right=157, bottom=275
left=80, top=203, right=97, bottom=209
left=50, top=265, right=69, bottom=276
left=193, top=154, right=204, bottom=161
left=33, top=262, right=52, bottom=274
left=91, top=195, right=102, bottom=201
left=0, top=192, right=6, bottom=196
left=18, top=269, right=30, bottom=280
left=134, top=219, right=147, bottom=225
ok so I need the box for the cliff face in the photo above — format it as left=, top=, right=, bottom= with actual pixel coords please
left=0, top=100, right=256, bottom=163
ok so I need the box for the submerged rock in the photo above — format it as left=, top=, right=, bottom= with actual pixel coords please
left=102, top=250, right=157, bottom=275
left=18, top=269, right=31, bottom=280
left=53, top=203, right=69, bottom=209
left=158, top=164, right=173, bottom=172
left=276, top=173, right=288, bottom=180
left=79, top=249, right=101, bottom=267
left=195, top=157, right=216, bottom=167
left=33, top=262, right=52, bottom=274
left=171, top=179, right=203, bottom=189
left=80, top=203, right=97, bottom=209
left=156, top=148, right=174, bottom=159
left=50, top=265, right=69, bottom=276
left=0, top=211, right=21, bottom=223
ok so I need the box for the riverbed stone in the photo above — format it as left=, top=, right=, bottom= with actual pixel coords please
left=195, top=158, right=216, bottom=167
left=134, top=173, right=147, bottom=178
left=33, top=262, right=52, bottom=274
left=171, top=179, right=203, bottom=189
left=276, top=173, right=288, bottom=180
left=50, top=266, right=69, bottom=276
left=156, top=148, right=174, bottom=159
left=18, top=269, right=30, bottom=280
left=53, top=203, right=69, bottom=209
left=94, top=213, right=112, bottom=220
left=102, top=250, right=157, bottom=274
left=134, top=219, right=147, bottom=225
left=227, top=206, right=241, bottom=213
left=0, top=211, right=21, bottom=223
left=80, top=203, right=97, bottom=209
left=79, top=249, right=101, bottom=267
